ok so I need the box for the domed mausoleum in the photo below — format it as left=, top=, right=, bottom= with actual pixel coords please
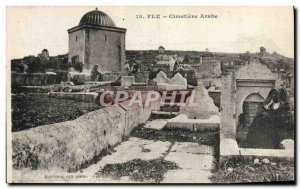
left=68, top=8, right=126, bottom=73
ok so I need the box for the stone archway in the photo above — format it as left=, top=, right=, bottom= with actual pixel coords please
left=236, top=93, right=265, bottom=146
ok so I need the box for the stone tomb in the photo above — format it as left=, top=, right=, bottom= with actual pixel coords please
left=153, top=71, right=170, bottom=84
left=160, top=82, right=220, bottom=131
left=153, top=71, right=187, bottom=91
left=179, top=82, right=219, bottom=119
left=219, top=59, right=294, bottom=162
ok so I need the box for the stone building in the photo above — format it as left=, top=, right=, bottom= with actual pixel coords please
left=220, top=59, right=276, bottom=146
left=191, top=53, right=222, bottom=88
left=155, top=54, right=176, bottom=71
left=158, top=46, right=165, bottom=54
left=68, top=8, right=126, bottom=73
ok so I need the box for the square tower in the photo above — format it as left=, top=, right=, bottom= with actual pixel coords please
left=68, top=8, right=126, bottom=73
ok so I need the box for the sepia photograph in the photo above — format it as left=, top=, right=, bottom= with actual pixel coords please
left=6, top=6, right=295, bottom=184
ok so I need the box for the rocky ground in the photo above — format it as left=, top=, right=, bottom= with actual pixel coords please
left=210, top=158, right=294, bottom=183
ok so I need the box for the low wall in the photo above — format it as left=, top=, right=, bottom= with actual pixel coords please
left=12, top=86, right=56, bottom=94
left=157, top=83, right=187, bottom=91
left=48, top=92, right=98, bottom=102
left=102, top=72, right=121, bottom=81
left=68, top=73, right=89, bottom=85
left=220, top=138, right=294, bottom=163
left=11, top=72, right=68, bottom=87
left=12, top=96, right=160, bottom=172
left=166, top=114, right=220, bottom=131
left=133, top=72, right=149, bottom=84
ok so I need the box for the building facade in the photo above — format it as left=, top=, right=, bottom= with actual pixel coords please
left=68, top=8, right=126, bottom=73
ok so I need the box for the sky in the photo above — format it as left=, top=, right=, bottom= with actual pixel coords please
left=6, top=6, right=294, bottom=60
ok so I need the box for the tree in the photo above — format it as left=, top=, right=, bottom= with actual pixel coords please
left=27, top=58, right=43, bottom=73
left=183, top=55, right=190, bottom=64
left=74, top=62, right=84, bottom=72
left=239, top=51, right=251, bottom=63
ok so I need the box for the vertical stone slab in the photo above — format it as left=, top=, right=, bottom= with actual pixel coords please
left=220, top=72, right=236, bottom=139
left=153, top=71, right=170, bottom=83
left=169, top=73, right=187, bottom=87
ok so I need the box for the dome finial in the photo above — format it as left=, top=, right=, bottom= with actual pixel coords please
left=79, top=8, right=116, bottom=27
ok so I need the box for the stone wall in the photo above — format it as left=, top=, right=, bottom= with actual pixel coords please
left=68, top=72, right=90, bottom=85
left=102, top=72, right=121, bottom=81
left=48, top=92, right=98, bottom=102
left=68, top=27, right=126, bottom=72
left=12, top=96, right=160, bottom=172
left=191, top=60, right=221, bottom=79
left=11, top=71, right=119, bottom=87
left=68, top=29, right=85, bottom=65
left=218, top=61, right=292, bottom=162
left=11, top=73, right=63, bottom=87
left=133, top=72, right=149, bottom=84
left=86, top=29, right=125, bottom=72
left=166, top=114, right=220, bottom=131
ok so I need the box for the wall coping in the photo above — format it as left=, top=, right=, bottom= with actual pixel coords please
left=220, top=138, right=294, bottom=161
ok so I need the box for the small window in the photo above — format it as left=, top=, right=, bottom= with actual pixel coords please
left=105, top=35, right=107, bottom=42
left=76, top=35, right=78, bottom=42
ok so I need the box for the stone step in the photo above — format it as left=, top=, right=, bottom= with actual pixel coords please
left=151, top=110, right=179, bottom=116
left=166, top=114, right=220, bottom=131
left=170, top=142, right=214, bottom=155
left=143, top=119, right=168, bottom=130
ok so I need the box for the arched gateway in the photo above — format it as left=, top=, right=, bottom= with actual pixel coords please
left=220, top=59, right=276, bottom=143
left=235, top=59, right=276, bottom=121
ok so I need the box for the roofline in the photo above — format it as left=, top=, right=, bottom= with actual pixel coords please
left=68, top=24, right=126, bottom=34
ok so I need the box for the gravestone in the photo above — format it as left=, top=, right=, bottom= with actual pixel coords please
left=153, top=71, right=170, bottom=83
left=121, top=76, right=135, bottom=87
left=169, top=73, right=187, bottom=86
left=154, top=71, right=187, bottom=90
